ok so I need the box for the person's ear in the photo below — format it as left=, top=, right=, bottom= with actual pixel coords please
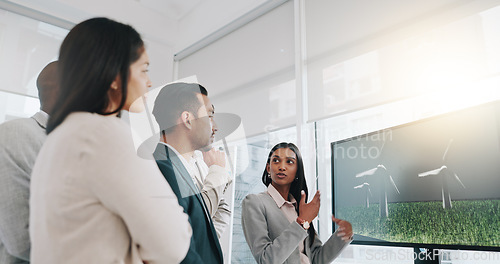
left=110, top=75, right=121, bottom=90
left=266, top=163, right=270, bottom=174
left=107, top=76, right=122, bottom=108
left=181, top=111, right=192, bottom=129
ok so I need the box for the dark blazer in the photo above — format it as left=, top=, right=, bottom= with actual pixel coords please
left=153, top=144, right=223, bottom=264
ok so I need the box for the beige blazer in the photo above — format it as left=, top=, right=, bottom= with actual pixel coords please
left=30, top=112, right=192, bottom=264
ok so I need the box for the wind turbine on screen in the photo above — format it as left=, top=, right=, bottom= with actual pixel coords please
left=354, top=138, right=400, bottom=217
left=356, top=165, right=400, bottom=217
left=354, top=183, right=372, bottom=208
left=418, top=139, right=465, bottom=209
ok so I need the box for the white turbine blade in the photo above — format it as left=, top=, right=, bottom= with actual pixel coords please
left=356, top=167, right=378, bottom=178
left=368, top=188, right=372, bottom=197
left=389, top=175, right=400, bottom=194
left=453, top=173, right=466, bottom=189
left=418, top=167, right=444, bottom=177
left=354, top=184, right=364, bottom=189
left=442, top=139, right=454, bottom=161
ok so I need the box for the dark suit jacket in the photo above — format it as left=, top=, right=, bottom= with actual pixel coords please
left=153, top=144, right=223, bottom=264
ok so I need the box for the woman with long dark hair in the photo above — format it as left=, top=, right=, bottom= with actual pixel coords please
left=241, top=142, right=353, bottom=264
left=29, top=17, right=191, bottom=263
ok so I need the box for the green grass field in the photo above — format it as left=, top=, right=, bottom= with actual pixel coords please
left=337, top=200, right=500, bottom=247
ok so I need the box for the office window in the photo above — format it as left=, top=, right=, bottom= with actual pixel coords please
left=177, top=1, right=295, bottom=138
left=0, top=8, right=67, bottom=124
left=0, top=90, right=39, bottom=123
left=305, top=0, right=500, bottom=122
left=0, top=9, right=66, bottom=98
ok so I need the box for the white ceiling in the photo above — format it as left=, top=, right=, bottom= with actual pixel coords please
left=137, top=0, right=202, bottom=21
left=6, top=0, right=267, bottom=51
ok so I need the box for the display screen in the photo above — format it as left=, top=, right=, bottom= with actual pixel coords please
left=331, top=101, right=500, bottom=251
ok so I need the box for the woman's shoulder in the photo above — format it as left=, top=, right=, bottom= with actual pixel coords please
left=245, top=191, right=268, bottom=200
left=57, top=112, right=129, bottom=140
left=63, top=112, right=127, bottom=131
left=46, top=112, right=134, bottom=157
left=243, top=191, right=273, bottom=207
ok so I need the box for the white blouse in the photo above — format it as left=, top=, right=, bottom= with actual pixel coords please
left=267, top=184, right=311, bottom=264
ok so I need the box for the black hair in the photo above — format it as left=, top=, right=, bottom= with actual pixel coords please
left=152, top=82, right=208, bottom=134
left=262, top=142, right=316, bottom=247
left=47, top=17, right=144, bottom=133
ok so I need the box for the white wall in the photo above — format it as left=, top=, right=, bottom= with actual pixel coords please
left=4, top=0, right=274, bottom=86
left=175, top=0, right=268, bottom=53
left=5, top=0, right=178, bottom=86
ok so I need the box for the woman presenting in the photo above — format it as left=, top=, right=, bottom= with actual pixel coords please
left=242, top=142, right=353, bottom=264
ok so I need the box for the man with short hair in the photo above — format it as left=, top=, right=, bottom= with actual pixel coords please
left=152, top=82, right=230, bottom=264
left=0, top=61, right=59, bottom=263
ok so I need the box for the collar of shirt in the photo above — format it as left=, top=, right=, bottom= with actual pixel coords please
left=193, top=150, right=204, bottom=160
left=188, top=157, right=204, bottom=186
left=159, top=142, right=193, bottom=171
left=39, top=110, right=49, bottom=119
left=267, top=184, right=297, bottom=209
left=160, top=142, right=202, bottom=186
left=32, top=110, right=49, bottom=128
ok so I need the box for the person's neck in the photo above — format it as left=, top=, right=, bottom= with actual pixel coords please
left=161, top=132, right=195, bottom=161
left=271, top=182, right=291, bottom=201
left=104, top=98, right=122, bottom=115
